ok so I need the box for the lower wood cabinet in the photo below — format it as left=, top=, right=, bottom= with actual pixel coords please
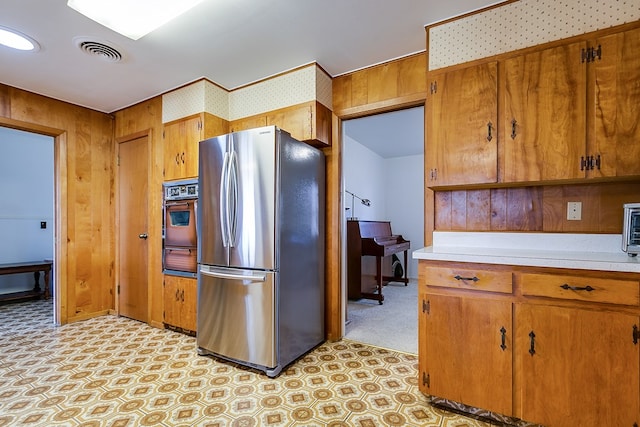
left=418, top=260, right=640, bottom=426
left=515, top=303, right=639, bottom=426
left=421, top=293, right=512, bottom=415
left=163, top=275, right=197, bottom=335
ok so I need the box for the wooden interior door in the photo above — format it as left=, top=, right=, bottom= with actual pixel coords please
left=118, top=135, right=149, bottom=322
left=423, top=294, right=513, bottom=415
left=515, top=303, right=640, bottom=426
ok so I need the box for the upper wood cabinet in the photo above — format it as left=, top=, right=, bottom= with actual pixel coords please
left=589, top=26, right=640, bottom=179
left=503, top=41, right=587, bottom=182
left=426, top=62, right=498, bottom=187
left=503, top=26, right=640, bottom=183
left=163, top=113, right=228, bottom=181
left=230, top=101, right=332, bottom=147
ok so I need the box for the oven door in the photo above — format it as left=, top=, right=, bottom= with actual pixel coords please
left=164, top=200, right=197, bottom=247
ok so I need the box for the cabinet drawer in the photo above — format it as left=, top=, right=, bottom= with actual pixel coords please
left=424, top=266, right=512, bottom=294
left=520, top=273, right=640, bottom=306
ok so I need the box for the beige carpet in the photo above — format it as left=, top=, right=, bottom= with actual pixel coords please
left=345, top=280, right=418, bottom=354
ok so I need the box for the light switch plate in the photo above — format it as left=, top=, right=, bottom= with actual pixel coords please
left=567, top=202, right=582, bottom=221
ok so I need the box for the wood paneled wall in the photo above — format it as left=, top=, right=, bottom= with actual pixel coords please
left=435, top=181, right=640, bottom=233
left=113, top=98, right=164, bottom=328
left=332, top=52, right=427, bottom=118
left=327, top=54, right=427, bottom=340
left=0, top=84, right=114, bottom=324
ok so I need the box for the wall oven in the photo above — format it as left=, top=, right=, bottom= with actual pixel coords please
left=623, top=203, right=640, bottom=257
left=163, top=179, right=198, bottom=276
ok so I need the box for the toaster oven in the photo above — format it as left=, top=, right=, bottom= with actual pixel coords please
left=622, top=203, right=640, bottom=256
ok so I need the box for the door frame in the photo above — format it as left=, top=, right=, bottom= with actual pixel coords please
left=115, top=130, right=152, bottom=319
left=0, top=117, right=65, bottom=325
left=328, top=99, right=427, bottom=341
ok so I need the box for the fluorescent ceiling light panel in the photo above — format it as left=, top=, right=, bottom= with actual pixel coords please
left=0, top=26, right=39, bottom=51
left=67, top=0, right=205, bottom=40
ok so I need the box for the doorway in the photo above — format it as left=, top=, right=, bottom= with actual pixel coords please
left=117, top=134, right=150, bottom=322
left=341, top=106, right=424, bottom=353
left=0, top=126, right=55, bottom=311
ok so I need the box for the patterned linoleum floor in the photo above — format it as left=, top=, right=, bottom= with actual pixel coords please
left=0, top=299, right=492, bottom=427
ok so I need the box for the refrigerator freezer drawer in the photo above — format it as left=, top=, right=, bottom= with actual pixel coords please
left=197, top=266, right=276, bottom=369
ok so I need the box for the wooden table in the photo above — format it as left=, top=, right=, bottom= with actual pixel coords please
left=0, top=261, right=52, bottom=301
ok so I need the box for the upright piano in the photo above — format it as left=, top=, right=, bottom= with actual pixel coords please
left=347, top=220, right=410, bottom=304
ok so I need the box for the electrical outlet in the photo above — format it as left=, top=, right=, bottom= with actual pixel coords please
left=567, top=202, right=582, bottom=221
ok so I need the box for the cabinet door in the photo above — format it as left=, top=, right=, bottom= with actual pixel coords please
left=421, top=294, right=512, bottom=415
left=266, top=103, right=312, bottom=142
left=181, top=277, right=197, bottom=332
left=590, top=26, right=640, bottom=178
left=515, top=304, right=640, bottom=427
left=181, top=116, right=204, bottom=179
left=503, top=41, right=587, bottom=182
left=163, top=275, right=181, bottom=328
left=163, top=120, right=186, bottom=181
left=230, top=115, right=267, bottom=133
left=426, top=62, right=498, bottom=187
left=163, top=117, right=203, bottom=180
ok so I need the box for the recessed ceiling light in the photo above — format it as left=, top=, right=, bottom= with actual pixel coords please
left=67, top=0, right=205, bottom=40
left=0, top=26, right=39, bottom=51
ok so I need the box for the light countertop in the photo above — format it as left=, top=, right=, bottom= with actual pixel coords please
left=412, top=232, right=640, bottom=273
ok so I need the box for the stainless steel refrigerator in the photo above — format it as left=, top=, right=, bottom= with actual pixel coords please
left=196, top=126, right=325, bottom=377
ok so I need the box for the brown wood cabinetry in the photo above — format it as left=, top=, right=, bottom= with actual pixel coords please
left=163, top=113, right=228, bottom=181
left=163, top=275, right=197, bottom=334
left=418, top=260, right=640, bottom=426
left=230, top=101, right=331, bottom=147
left=514, top=303, right=639, bottom=426
left=503, top=26, right=640, bottom=183
left=589, top=26, right=640, bottom=179
left=427, top=25, right=640, bottom=189
left=426, top=62, right=498, bottom=187
left=421, top=292, right=513, bottom=415
left=503, top=41, right=587, bottom=182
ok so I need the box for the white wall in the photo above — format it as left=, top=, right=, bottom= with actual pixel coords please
left=384, top=154, right=424, bottom=279
left=343, top=137, right=423, bottom=279
left=343, top=134, right=386, bottom=221
left=0, top=127, right=54, bottom=293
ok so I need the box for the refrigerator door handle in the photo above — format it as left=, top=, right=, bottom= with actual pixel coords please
left=219, top=151, right=230, bottom=247
left=228, top=149, right=239, bottom=247
left=199, top=267, right=266, bottom=282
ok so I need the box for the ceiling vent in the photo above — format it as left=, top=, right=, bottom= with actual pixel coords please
left=74, top=37, right=123, bottom=63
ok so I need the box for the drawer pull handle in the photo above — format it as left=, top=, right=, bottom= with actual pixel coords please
left=454, top=275, right=479, bottom=282
left=529, top=331, right=536, bottom=356
left=500, top=326, right=507, bottom=351
left=560, top=284, right=594, bottom=292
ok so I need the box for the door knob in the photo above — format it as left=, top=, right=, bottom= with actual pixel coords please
left=138, top=233, right=148, bottom=239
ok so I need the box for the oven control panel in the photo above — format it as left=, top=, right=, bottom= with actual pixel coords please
left=164, top=180, right=198, bottom=200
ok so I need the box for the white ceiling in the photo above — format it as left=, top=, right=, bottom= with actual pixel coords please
left=343, top=106, right=424, bottom=158
left=1, top=0, right=502, bottom=155
left=1, top=0, right=503, bottom=113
